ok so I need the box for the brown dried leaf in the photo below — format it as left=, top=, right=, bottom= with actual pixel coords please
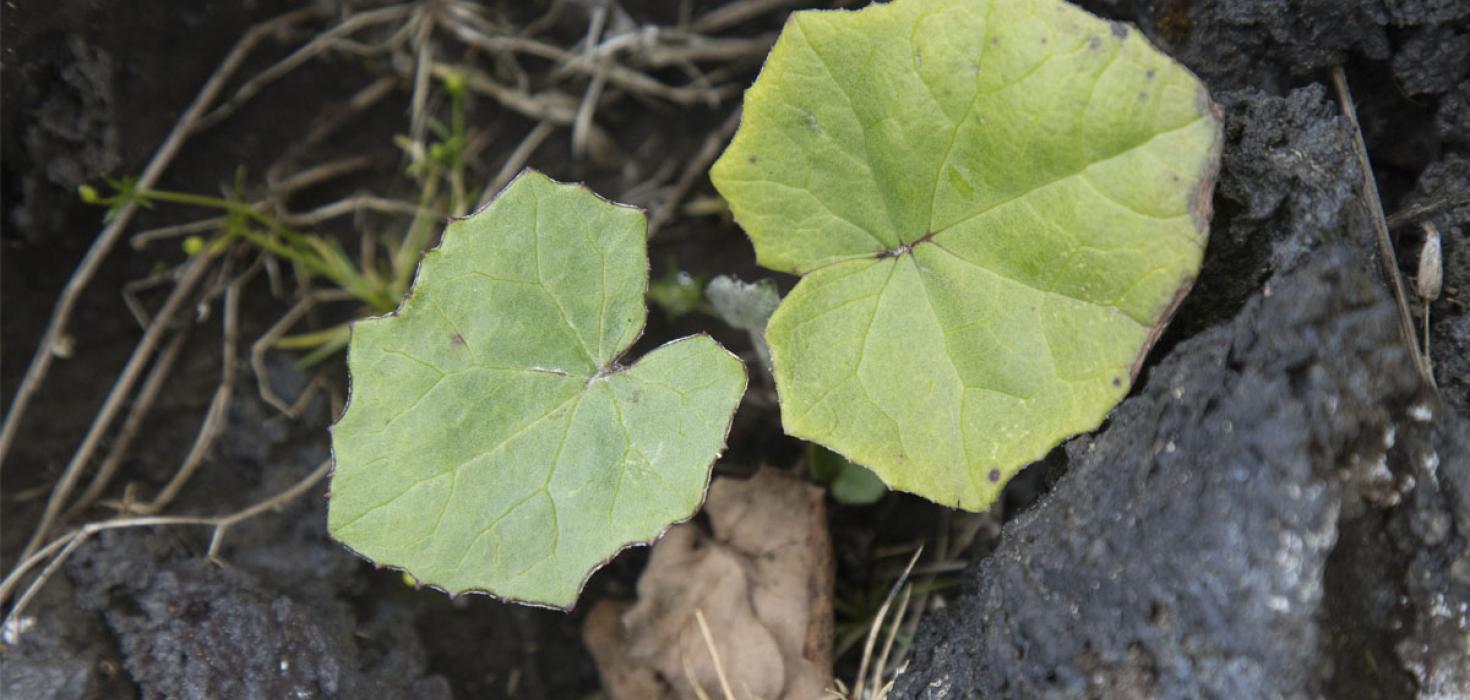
left=584, top=469, right=834, bottom=700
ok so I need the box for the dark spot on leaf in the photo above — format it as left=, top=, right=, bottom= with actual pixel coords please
left=1039, top=36, right=1047, bottom=45
left=451, top=333, right=465, bottom=346
left=1113, top=377, right=1122, bottom=387
left=1139, top=91, right=1149, bottom=101
left=1110, top=22, right=1127, bottom=38
left=748, top=155, right=757, bottom=164
left=988, top=468, right=1001, bottom=483
left=1146, top=68, right=1156, bottom=80
left=990, top=36, right=1000, bottom=46
left=1089, top=36, right=1102, bottom=50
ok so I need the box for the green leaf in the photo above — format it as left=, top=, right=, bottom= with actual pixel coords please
left=809, top=444, right=886, bottom=505
left=711, top=0, right=1221, bottom=510
left=329, top=171, right=747, bottom=608
left=705, top=275, right=782, bottom=369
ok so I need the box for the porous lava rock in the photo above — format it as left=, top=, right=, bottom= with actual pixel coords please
left=894, top=248, right=1470, bottom=699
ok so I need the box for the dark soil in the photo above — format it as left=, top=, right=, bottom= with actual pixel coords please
left=3, top=0, right=1468, bottom=698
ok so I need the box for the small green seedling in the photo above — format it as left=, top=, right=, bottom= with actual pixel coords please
left=711, top=0, right=1222, bottom=510
left=809, top=444, right=887, bottom=505
left=328, top=172, right=746, bottom=608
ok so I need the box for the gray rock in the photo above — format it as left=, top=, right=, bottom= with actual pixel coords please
left=893, top=248, right=1470, bottom=699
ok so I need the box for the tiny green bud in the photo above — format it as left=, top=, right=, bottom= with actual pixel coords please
left=78, top=184, right=100, bottom=203
left=442, top=70, right=467, bottom=96
left=183, top=236, right=206, bottom=256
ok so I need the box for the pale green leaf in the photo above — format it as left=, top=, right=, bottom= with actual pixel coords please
left=706, top=275, right=782, bottom=368
left=329, top=171, right=747, bottom=608
left=711, top=0, right=1221, bottom=510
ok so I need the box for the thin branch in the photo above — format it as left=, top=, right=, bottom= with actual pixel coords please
left=692, top=0, right=802, bottom=33
left=17, top=253, right=217, bottom=563
left=481, top=121, right=557, bottom=208
left=251, top=289, right=358, bottom=416
left=194, top=3, right=415, bottom=131
left=1386, top=192, right=1470, bottom=230
left=269, top=155, right=377, bottom=194
left=67, top=331, right=190, bottom=516
left=0, top=6, right=320, bottom=469
left=132, top=273, right=247, bottom=514
left=648, top=107, right=741, bottom=238
left=280, top=195, right=427, bottom=227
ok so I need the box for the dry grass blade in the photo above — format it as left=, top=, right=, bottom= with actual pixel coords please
left=1330, top=66, right=1435, bottom=389
left=695, top=608, right=738, bottom=700
left=852, top=547, right=923, bottom=700
left=870, top=583, right=913, bottom=696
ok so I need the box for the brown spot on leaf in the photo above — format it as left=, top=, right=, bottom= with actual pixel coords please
left=451, top=333, right=465, bottom=346
left=1110, top=21, right=1128, bottom=38
left=988, top=469, right=1002, bottom=483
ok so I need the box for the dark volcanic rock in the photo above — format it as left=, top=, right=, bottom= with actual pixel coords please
left=1167, top=84, right=1363, bottom=338
left=1436, top=81, right=1470, bottom=149
left=894, top=248, right=1470, bottom=699
left=0, top=577, right=134, bottom=699
left=1391, top=26, right=1470, bottom=98
left=1125, top=0, right=1390, bottom=92
left=54, top=389, right=454, bottom=700
left=66, top=529, right=451, bottom=700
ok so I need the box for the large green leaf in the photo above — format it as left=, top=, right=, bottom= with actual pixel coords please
left=710, top=0, right=1221, bottom=510
left=329, top=171, right=746, bottom=608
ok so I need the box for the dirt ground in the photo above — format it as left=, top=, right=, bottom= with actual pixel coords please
left=2, top=0, right=1467, bottom=698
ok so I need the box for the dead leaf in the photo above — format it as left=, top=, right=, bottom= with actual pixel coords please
left=584, top=468, right=834, bottom=700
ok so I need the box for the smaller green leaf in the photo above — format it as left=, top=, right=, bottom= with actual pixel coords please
left=809, top=443, right=887, bottom=505
left=329, top=171, right=746, bottom=609
left=706, top=275, right=781, bottom=368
